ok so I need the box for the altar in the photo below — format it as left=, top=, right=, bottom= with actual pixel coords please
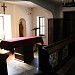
left=0, top=36, right=44, bottom=63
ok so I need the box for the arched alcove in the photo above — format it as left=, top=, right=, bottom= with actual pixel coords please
left=19, top=18, right=26, bottom=37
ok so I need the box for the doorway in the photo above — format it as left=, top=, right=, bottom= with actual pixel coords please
left=63, top=11, right=75, bottom=39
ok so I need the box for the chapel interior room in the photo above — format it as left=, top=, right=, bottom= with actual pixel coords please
left=0, top=0, right=75, bottom=75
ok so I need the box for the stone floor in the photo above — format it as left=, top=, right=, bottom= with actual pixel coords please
left=1, top=49, right=75, bottom=75
left=0, top=49, right=40, bottom=75
left=6, top=51, right=41, bottom=75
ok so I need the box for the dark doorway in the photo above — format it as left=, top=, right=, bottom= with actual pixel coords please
left=63, top=11, right=75, bottom=39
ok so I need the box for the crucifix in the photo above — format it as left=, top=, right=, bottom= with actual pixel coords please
left=1, top=3, right=7, bottom=14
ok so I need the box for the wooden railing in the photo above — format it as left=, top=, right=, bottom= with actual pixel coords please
left=38, top=37, right=74, bottom=74
left=45, top=38, right=73, bottom=54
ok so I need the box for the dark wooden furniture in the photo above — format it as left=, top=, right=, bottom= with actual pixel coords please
left=38, top=44, right=58, bottom=75
left=48, top=11, right=75, bottom=44
left=0, top=54, right=9, bottom=75
left=0, top=36, right=44, bottom=63
left=48, top=18, right=63, bottom=44
left=38, top=38, right=74, bottom=73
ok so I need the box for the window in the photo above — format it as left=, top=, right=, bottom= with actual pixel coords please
left=0, top=16, right=4, bottom=40
left=0, top=14, right=12, bottom=40
left=37, top=16, right=45, bottom=36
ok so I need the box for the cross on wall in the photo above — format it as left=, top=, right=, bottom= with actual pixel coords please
left=1, top=3, right=7, bottom=14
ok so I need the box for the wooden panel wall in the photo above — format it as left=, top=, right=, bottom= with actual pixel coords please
left=63, top=11, right=75, bottom=39
left=48, top=18, right=63, bottom=44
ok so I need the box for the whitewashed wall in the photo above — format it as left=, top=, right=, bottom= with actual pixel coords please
left=0, top=2, right=32, bottom=38
left=32, top=6, right=53, bottom=45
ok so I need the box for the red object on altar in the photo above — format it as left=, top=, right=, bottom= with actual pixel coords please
left=0, top=36, right=44, bottom=50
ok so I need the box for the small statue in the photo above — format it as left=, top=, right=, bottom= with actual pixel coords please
left=19, top=21, right=23, bottom=37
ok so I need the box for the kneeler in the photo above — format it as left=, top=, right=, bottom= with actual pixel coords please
left=0, top=54, right=9, bottom=75
left=38, top=44, right=58, bottom=75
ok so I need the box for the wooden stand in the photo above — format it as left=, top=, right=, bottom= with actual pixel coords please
left=0, top=50, right=9, bottom=75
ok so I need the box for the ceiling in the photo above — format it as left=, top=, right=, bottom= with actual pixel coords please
left=2, top=0, right=74, bottom=7
left=43, top=0, right=63, bottom=4
left=1, top=1, right=40, bottom=7
left=45, top=0, right=74, bottom=3
left=1, top=0, right=63, bottom=8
